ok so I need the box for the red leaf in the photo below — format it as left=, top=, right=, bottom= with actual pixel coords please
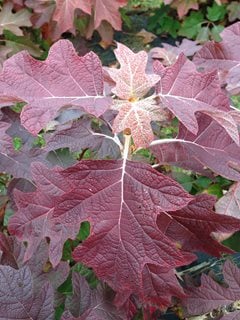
left=183, top=260, right=240, bottom=319
left=0, top=108, right=48, bottom=179
left=0, top=265, right=54, bottom=319
left=0, top=40, right=112, bottom=134
left=154, top=54, right=239, bottom=144
left=106, top=43, right=170, bottom=148
left=0, top=234, right=69, bottom=296
left=157, top=194, right=240, bottom=256
left=92, top=0, right=127, bottom=31
left=164, top=0, right=199, bottom=18
left=52, top=0, right=92, bottom=40
left=194, top=22, right=240, bottom=94
left=62, top=272, right=128, bottom=319
left=9, top=159, right=195, bottom=306
left=44, top=117, right=121, bottom=159
left=150, top=114, right=240, bottom=181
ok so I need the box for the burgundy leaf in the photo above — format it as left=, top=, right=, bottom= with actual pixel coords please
left=154, top=53, right=239, bottom=144
left=51, top=0, right=92, bottom=40
left=0, top=265, right=54, bottom=319
left=157, top=194, right=240, bottom=256
left=0, top=234, right=69, bottom=295
left=9, top=159, right=195, bottom=306
left=63, top=272, right=127, bottom=320
left=0, top=108, right=48, bottom=179
left=0, top=40, right=112, bottom=134
left=183, top=260, right=240, bottom=319
left=193, top=22, right=240, bottom=94
left=91, top=0, right=127, bottom=31
left=44, top=118, right=121, bottom=159
left=150, top=114, right=240, bottom=181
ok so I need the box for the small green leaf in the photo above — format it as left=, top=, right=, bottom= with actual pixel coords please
left=206, top=184, right=223, bottom=198
left=32, top=135, right=46, bottom=147
left=76, top=221, right=90, bottom=241
left=12, top=137, right=22, bottom=151
left=179, top=12, right=204, bottom=39
left=73, top=263, right=99, bottom=288
left=207, top=3, right=227, bottom=22
left=211, top=25, right=224, bottom=42
left=57, top=275, right=72, bottom=295
left=196, top=26, right=210, bottom=43
left=194, top=176, right=212, bottom=189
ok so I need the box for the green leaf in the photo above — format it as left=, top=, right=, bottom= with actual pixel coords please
left=57, top=275, right=73, bottom=295
left=196, top=26, right=210, bottom=43
left=62, top=240, right=72, bottom=261
left=159, top=16, right=180, bottom=38
left=73, top=263, right=99, bottom=288
left=207, top=3, right=227, bottom=22
left=12, top=136, right=22, bottom=151
left=194, top=176, right=212, bottom=189
left=206, top=184, right=223, bottom=198
left=76, top=221, right=90, bottom=241
left=178, top=11, right=204, bottom=39
left=32, top=135, right=46, bottom=147
left=211, top=25, right=224, bottom=42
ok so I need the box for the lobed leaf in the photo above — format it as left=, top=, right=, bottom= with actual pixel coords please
left=154, top=53, right=239, bottom=145
left=150, top=114, right=240, bottom=181
left=183, top=260, right=240, bottom=319
left=194, top=22, right=240, bottom=94
left=0, top=40, right=112, bottom=134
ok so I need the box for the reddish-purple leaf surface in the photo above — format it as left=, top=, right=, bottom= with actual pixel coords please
left=215, top=182, right=240, bottom=218
left=183, top=260, right=240, bottom=320
left=62, top=272, right=127, bottom=320
left=154, top=54, right=239, bottom=144
left=44, top=118, right=121, bottom=159
left=157, top=194, right=240, bottom=256
left=0, top=108, right=48, bottom=179
left=51, top=0, right=92, bottom=40
left=0, top=265, right=54, bottom=319
left=106, top=43, right=170, bottom=148
left=9, top=159, right=196, bottom=306
left=0, top=234, right=69, bottom=295
left=148, top=39, right=202, bottom=68
left=0, top=40, right=112, bottom=134
left=150, top=114, right=240, bottom=181
left=194, top=22, right=240, bottom=94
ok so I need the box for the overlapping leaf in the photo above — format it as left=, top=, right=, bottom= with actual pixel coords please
left=52, top=0, right=92, bottom=40
left=62, top=272, right=127, bottom=320
left=25, top=0, right=127, bottom=40
left=106, top=43, right=170, bottom=148
left=183, top=260, right=240, bottom=320
left=0, top=2, right=32, bottom=36
left=163, top=0, right=199, bottom=18
left=157, top=194, right=240, bottom=256
left=154, top=54, right=239, bottom=144
left=0, top=40, right=112, bottom=134
left=216, top=182, right=240, bottom=218
left=194, top=22, right=240, bottom=94
left=8, top=158, right=240, bottom=306
left=151, top=114, right=240, bottom=181
left=44, top=118, right=121, bottom=159
left=0, top=108, right=48, bottom=179
left=9, top=159, right=196, bottom=306
left=0, top=265, right=54, bottom=319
